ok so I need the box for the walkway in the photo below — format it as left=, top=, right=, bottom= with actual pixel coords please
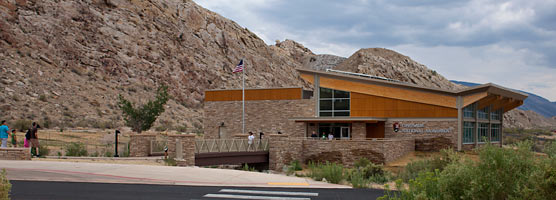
left=0, top=160, right=349, bottom=188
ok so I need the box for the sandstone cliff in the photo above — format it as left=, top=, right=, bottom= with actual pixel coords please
left=0, top=0, right=309, bottom=130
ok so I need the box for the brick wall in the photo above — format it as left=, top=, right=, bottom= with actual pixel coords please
left=167, top=134, right=195, bottom=166
left=204, top=99, right=315, bottom=139
left=385, top=120, right=458, bottom=149
left=0, top=148, right=31, bottom=160
left=129, top=134, right=156, bottom=157
left=351, top=122, right=366, bottom=139
left=268, top=136, right=415, bottom=171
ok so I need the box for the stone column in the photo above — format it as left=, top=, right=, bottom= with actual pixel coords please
left=167, top=134, right=196, bottom=166
left=129, top=134, right=156, bottom=157
left=351, top=122, right=366, bottom=139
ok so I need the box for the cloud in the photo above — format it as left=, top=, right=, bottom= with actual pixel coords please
left=194, top=0, right=556, bottom=101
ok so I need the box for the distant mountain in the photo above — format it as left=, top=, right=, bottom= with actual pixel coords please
left=452, top=81, right=556, bottom=118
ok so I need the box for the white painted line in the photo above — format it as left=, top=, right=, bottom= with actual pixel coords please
left=219, top=189, right=319, bottom=197
left=203, top=194, right=311, bottom=200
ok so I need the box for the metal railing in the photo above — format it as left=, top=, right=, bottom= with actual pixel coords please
left=195, top=139, right=269, bottom=154
left=150, top=140, right=167, bottom=156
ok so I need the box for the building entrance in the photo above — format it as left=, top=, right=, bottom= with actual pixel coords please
left=318, top=123, right=351, bottom=139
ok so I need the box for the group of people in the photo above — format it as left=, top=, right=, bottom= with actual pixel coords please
left=0, top=120, right=41, bottom=157
left=310, top=131, right=335, bottom=140
left=247, top=131, right=265, bottom=145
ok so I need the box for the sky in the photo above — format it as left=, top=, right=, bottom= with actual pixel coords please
left=196, top=0, right=556, bottom=101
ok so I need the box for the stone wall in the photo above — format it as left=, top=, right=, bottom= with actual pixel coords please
left=269, top=136, right=415, bottom=171
left=0, top=148, right=31, bottom=160
left=351, top=122, right=366, bottom=139
left=129, top=134, right=156, bottom=157
left=167, top=134, right=196, bottom=166
left=385, top=119, right=458, bottom=149
left=268, top=134, right=303, bottom=171
left=204, top=99, right=315, bottom=139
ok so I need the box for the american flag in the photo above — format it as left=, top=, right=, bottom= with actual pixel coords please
left=233, top=59, right=244, bottom=73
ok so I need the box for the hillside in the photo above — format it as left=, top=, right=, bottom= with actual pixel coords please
left=0, top=0, right=543, bottom=132
left=0, top=0, right=309, bottom=130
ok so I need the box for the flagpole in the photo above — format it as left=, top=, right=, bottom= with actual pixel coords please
left=242, top=59, right=245, bottom=135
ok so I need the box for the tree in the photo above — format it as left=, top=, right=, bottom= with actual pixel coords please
left=117, top=85, right=169, bottom=133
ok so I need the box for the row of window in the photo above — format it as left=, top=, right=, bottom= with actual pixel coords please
left=463, top=122, right=500, bottom=144
left=463, top=103, right=502, bottom=120
left=319, top=87, right=350, bottom=117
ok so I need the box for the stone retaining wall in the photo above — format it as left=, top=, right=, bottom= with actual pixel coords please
left=0, top=148, right=31, bottom=160
left=129, top=134, right=156, bottom=157
left=269, top=135, right=415, bottom=171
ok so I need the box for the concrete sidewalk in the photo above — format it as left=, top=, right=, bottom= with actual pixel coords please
left=0, top=160, right=350, bottom=188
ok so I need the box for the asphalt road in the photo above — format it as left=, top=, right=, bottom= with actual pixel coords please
left=10, top=180, right=385, bottom=200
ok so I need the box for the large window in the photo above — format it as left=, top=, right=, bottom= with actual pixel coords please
left=463, top=103, right=476, bottom=118
left=478, top=123, right=489, bottom=143
left=319, top=87, right=350, bottom=117
left=463, top=122, right=475, bottom=144
left=478, top=106, right=490, bottom=120
left=491, top=109, right=502, bottom=121
left=491, top=124, right=500, bottom=142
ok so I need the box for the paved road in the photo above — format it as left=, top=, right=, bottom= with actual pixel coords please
left=11, top=180, right=385, bottom=200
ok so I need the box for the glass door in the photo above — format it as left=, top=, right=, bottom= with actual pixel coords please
left=341, top=127, right=350, bottom=139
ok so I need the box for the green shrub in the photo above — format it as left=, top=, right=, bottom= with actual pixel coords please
left=163, top=158, right=177, bottom=166
left=544, top=141, right=556, bottom=158
left=348, top=169, right=370, bottom=188
left=397, top=150, right=453, bottom=182
left=64, top=142, right=88, bottom=156
left=89, top=152, right=99, bottom=157
left=0, top=169, right=11, bottom=200
left=38, top=145, right=49, bottom=157
left=242, top=164, right=255, bottom=171
left=11, top=119, right=31, bottom=132
left=381, top=141, right=556, bottom=200
left=286, top=160, right=303, bottom=175
left=308, top=161, right=344, bottom=184
left=104, top=151, right=114, bottom=157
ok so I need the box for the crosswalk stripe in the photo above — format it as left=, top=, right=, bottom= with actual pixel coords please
left=219, top=189, right=318, bottom=197
left=203, top=194, right=311, bottom=200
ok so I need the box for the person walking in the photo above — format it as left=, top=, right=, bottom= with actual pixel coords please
left=259, top=132, right=264, bottom=140
left=247, top=132, right=254, bottom=151
left=10, top=129, right=17, bottom=147
left=328, top=132, right=334, bottom=140
left=0, top=120, right=9, bottom=148
left=29, top=122, right=40, bottom=157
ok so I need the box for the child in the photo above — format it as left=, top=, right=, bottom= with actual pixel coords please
left=10, top=129, right=16, bottom=147
left=24, top=129, right=30, bottom=148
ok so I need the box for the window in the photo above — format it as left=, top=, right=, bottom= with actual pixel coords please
left=319, top=87, right=350, bottom=117
left=463, top=122, right=475, bottom=144
left=478, top=123, right=489, bottom=143
left=491, top=109, right=501, bottom=121
left=478, top=106, right=490, bottom=120
left=463, top=103, right=476, bottom=118
left=491, top=124, right=500, bottom=142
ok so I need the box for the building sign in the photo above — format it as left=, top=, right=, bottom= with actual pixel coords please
left=393, top=122, right=453, bottom=133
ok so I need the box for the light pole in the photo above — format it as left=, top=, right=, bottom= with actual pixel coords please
left=114, top=130, right=120, bottom=157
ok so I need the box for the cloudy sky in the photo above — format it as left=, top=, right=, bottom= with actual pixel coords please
left=196, top=0, right=556, bottom=101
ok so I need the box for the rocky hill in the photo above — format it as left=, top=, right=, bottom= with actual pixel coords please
left=0, top=0, right=544, bottom=131
left=0, top=0, right=310, bottom=130
left=335, top=48, right=463, bottom=91
left=504, top=109, right=556, bottom=129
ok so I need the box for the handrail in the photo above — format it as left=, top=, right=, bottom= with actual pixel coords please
left=195, top=139, right=269, bottom=154
left=287, top=137, right=415, bottom=142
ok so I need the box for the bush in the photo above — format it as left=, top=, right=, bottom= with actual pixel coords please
left=163, top=158, right=177, bottom=166
left=544, top=141, right=556, bottom=158
left=381, top=141, right=556, bottom=200
left=397, top=150, right=453, bottom=182
left=0, top=169, right=11, bottom=200
left=242, top=163, right=255, bottom=171
left=286, top=160, right=303, bottom=175
left=308, top=161, right=344, bottom=184
left=89, top=152, right=99, bottom=157
left=104, top=151, right=113, bottom=157
left=64, top=142, right=88, bottom=157
left=348, top=169, right=370, bottom=188
left=11, top=119, right=31, bottom=132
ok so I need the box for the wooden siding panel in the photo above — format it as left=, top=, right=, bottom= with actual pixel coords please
left=351, top=92, right=457, bottom=118
left=319, top=77, right=457, bottom=108
left=463, top=92, right=488, bottom=107
left=206, top=88, right=302, bottom=101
